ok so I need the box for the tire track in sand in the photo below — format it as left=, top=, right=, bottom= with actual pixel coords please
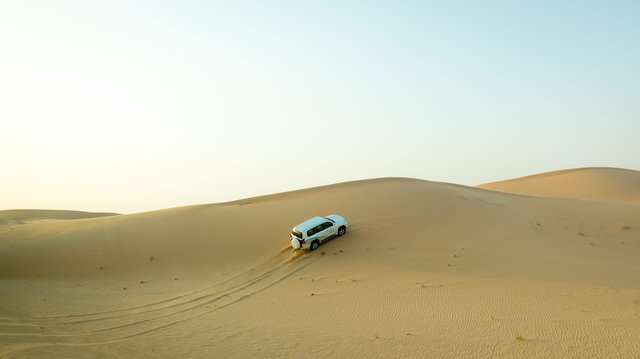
left=0, top=246, right=313, bottom=358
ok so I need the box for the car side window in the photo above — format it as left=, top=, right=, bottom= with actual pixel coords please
left=316, top=225, right=324, bottom=233
left=322, top=222, right=333, bottom=230
left=307, top=229, right=314, bottom=237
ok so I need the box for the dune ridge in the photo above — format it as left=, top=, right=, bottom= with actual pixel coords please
left=1, top=171, right=639, bottom=358
left=478, top=167, right=640, bottom=203
left=0, top=209, right=119, bottom=227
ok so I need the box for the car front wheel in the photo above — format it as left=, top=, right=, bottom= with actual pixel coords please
left=310, top=240, right=320, bottom=251
left=338, top=226, right=346, bottom=236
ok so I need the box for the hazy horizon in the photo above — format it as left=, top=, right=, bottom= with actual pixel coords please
left=2, top=1, right=639, bottom=213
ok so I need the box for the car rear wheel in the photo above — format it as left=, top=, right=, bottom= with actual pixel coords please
left=310, top=240, right=320, bottom=251
left=338, top=226, right=346, bottom=236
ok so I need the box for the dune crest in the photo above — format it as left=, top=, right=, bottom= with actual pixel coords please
left=478, top=167, right=640, bottom=203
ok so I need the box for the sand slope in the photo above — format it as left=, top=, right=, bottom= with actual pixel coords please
left=478, top=167, right=640, bottom=203
left=1, top=175, right=639, bottom=358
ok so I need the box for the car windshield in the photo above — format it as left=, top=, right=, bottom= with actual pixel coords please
left=291, top=229, right=303, bottom=239
left=325, top=217, right=335, bottom=223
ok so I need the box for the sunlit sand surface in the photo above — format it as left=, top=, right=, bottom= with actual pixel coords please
left=1, top=169, right=639, bottom=358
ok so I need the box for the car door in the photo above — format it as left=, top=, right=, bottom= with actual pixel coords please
left=319, top=221, right=335, bottom=242
left=306, top=227, right=318, bottom=242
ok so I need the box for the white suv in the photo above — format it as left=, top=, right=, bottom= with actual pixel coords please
left=290, top=215, right=348, bottom=251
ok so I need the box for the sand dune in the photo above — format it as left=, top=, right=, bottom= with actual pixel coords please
left=1, top=174, right=639, bottom=358
left=0, top=210, right=119, bottom=227
left=478, top=167, right=640, bottom=203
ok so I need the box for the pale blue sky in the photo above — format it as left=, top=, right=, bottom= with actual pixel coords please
left=1, top=1, right=639, bottom=213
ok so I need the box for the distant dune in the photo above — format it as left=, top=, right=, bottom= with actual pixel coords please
left=478, top=167, right=640, bottom=203
left=1, top=173, right=639, bottom=358
left=0, top=209, right=119, bottom=227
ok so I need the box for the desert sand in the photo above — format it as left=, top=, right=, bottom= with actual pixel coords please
left=1, top=168, right=639, bottom=358
left=0, top=210, right=118, bottom=227
left=479, top=167, right=640, bottom=204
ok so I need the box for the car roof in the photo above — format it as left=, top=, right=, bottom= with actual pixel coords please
left=294, top=216, right=328, bottom=231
